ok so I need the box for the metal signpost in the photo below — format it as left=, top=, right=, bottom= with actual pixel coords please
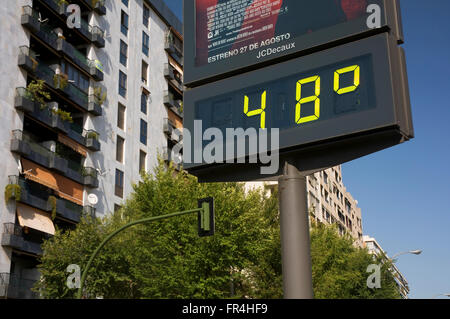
left=183, top=0, right=412, bottom=299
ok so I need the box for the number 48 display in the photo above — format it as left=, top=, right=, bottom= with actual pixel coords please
left=243, top=64, right=361, bottom=129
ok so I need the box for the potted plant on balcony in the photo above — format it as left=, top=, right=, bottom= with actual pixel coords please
left=53, top=73, right=69, bottom=90
left=5, top=184, right=21, bottom=202
left=48, top=195, right=57, bottom=220
left=93, top=86, right=106, bottom=106
left=51, top=108, right=73, bottom=123
left=85, top=130, right=100, bottom=151
left=27, top=80, right=51, bottom=109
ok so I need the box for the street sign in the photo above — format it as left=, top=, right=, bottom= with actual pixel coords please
left=184, top=0, right=404, bottom=86
left=184, top=33, right=412, bottom=182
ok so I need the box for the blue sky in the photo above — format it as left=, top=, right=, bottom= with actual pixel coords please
left=164, top=0, right=450, bottom=299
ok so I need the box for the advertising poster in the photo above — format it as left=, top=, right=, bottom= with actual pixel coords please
left=184, top=0, right=404, bottom=85
left=195, top=0, right=368, bottom=66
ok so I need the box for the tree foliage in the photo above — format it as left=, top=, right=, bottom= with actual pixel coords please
left=35, top=161, right=401, bottom=299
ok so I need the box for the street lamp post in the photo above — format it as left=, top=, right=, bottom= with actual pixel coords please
left=390, top=250, right=422, bottom=261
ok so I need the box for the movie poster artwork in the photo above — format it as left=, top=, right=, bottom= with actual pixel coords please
left=195, top=0, right=368, bottom=66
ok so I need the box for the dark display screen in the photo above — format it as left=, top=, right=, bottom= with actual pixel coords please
left=195, top=54, right=375, bottom=132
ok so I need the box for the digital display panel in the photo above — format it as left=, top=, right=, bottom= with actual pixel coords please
left=184, top=34, right=410, bottom=173
left=195, top=54, right=375, bottom=133
left=184, top=0, right=403, bottom=85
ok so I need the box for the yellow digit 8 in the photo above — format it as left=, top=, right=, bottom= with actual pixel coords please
left=244, top=91, right=267, bottom=129
left=334, top=65, right=360, bottom=94
left=296, top=76, right=321, bottom=124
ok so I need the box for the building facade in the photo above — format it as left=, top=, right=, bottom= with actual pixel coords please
left=246, top=165, right=364, bottom=246
left=0, top=0, right=183, bottom=298
left=363, top=235, right=410, bottom=299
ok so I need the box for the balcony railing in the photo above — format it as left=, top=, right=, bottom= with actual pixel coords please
left=84, top=130, right=100, bottom=151
left=14, top=92, right=71, bottom=133
left=56, top=197, right=83, bottom=223
left=8, top=176, right=52, bottom=212
left=164, top=64, right=184, bottom=92
left=11, top=130, right=69, bottom=175
left=0, top=272, right=39, bottom=299
left=80, top=0, right=106, bottom=15
left=165, top=31, right=183, bottom=65
left=1, top=223, right=43, bottom=257
left=162, top=147, right=182, bottom=171
left=163, top=91, right=183, bottom=118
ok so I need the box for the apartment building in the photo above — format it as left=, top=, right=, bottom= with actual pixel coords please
left=246, top=165, right=364, bottom=246
left=0, top=0, right=183, bottom=298
left=363, top=235, right=410, bottom=299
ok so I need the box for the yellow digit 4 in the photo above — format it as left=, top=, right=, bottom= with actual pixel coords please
left=296, top=75, right=321, bottom=124
left=244, top=91, right=267, bottom=129
left=334, top=65, right=360, bottom=94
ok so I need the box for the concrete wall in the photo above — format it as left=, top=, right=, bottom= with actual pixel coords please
left=86, top=0, right=174, bottom=216
left=0, top=0, right=32, bottom=273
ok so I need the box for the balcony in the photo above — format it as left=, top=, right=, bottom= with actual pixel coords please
left=20, top=6, right=40, bottom=33
left=82, top=167, right=99, bottom=188
left=88, top=94, right=103, bottom=116
left=7, top=176, right=52, bottom=213
left=66, top=126, right=101, bottom=152
left=163, top=118, right=174, bottom=135
left=39, top=0, right=67, bottom=16
left=18, top=47, right=91, bottom=112
left=56, top=198, right=83, bottom=223
left=91, top=26, right=105, bottom=48
left=165, top=31, right=183, bottom=66
left=163, top=92, right=183, bottom=118
left=56, top=39, right=103, bottom=81
left=21, top=7, right=59, bottom=48
left=15, top=95, right=71, bottom=134
left=163, top=118, right=182, bottom=143
left=80, top=0, right=106, bottom=15
left=162, top=147, right=182, bottom=170
left=11, top=130, right=68, bottom=175
left=1, top=223, right=43, bottom=256
left=0, top=273, right=39, bottom=299
left=84, top=130, right=101, bottom=152
left=14, top=88, right=36, bottom=113
left=83, top=205, right=96, bottom=219
left=164, top=64, right=184, bottom=92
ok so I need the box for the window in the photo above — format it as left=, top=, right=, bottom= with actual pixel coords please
left=323, top=172, right=328, bottom=184
left=141, top=92, right=148, bottom=114
left=115, top=169, right=124, bottom=198
left=143, top=5, right=150, bottom=27
left=117, top=103, right=126, bottom=130
left=140, top=119, right=147, bottom=145
left=142, top=31, right=149, bottom=56
left=141, top=61, right=148, bottom=84
left=120, top=40, right=128, bottom=67
left=139, top=150, right=146, bottom=173
left=121, top=0, right=128, bottom=7
left=119, top=71, right=127, bottom=97
left=121, top=11, right=128, bottom=36
left=116, top=135, right=125, bottom=163
left=61, top=61, right=89, bottom=93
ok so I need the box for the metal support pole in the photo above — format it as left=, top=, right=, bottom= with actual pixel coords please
left=278, top=162, right=314, bottom=299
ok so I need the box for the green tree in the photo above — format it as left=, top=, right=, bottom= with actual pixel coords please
left=36, top=161, right=274, bottom=298
left=35, top=162, right=401, bottom=299
left=310, top=222, right=401, bottom=299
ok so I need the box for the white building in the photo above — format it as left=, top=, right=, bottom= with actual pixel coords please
left=0, top=0, right=183, bottom=298
left=246, top=165, right=364, bottom=246
left=363, top=235, right=410, bottom=299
